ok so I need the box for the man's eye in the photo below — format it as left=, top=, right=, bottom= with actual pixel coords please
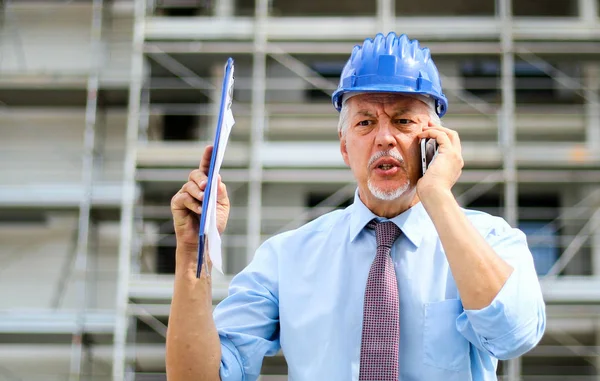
left=357, top=120, right=373, bottom=127
left=394, top=119, right=413, bottom=125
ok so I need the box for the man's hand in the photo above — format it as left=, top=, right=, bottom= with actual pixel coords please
left=416, top=121, right=464, bottom=198
left=170, top=145, right=231, bottom=252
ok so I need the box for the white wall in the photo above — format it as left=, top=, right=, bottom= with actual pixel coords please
left=0, top=109, right=126, bottom=186
left=0, top=3, right=132, bottom=84
left=0, top=214, right=119, bottom=310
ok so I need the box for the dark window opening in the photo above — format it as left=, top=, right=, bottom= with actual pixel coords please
left=461, top=60, right=564, bottom=104
left=461, top=60, right=500, bottom=101
left=154, top=0, right=212, bottom=16
left=306, top=62, right=343, bottom=103
left=396, top=0, right=494, bottom=16
left=162, top=114, right=200, bottom=141
left=235, top=0, right=255, bottom=16
left=271, top=0, right=376, bottom=16
left=512, top=0, right=578, bottom=17
left=157, top=225, right=176, bottom=274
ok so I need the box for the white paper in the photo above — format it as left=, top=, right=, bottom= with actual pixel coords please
left=204, top=68, right=235, bottom=274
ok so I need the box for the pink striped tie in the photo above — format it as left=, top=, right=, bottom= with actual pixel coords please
left=359, top=220, right=402, bottom=381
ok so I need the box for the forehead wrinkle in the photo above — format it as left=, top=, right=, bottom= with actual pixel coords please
left=389, top=107, right=413, bottom=117
left=353, top=106, right=416, bottom=120
left=353, top=109, right=377, bottom=118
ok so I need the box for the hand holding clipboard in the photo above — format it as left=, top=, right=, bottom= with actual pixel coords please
left=197, top=58, right=235, bottom=277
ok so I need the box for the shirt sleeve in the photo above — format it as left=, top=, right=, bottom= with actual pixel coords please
left=214, top=239, right=281, bottom=381
left=455, top=217, right=546, bottom=360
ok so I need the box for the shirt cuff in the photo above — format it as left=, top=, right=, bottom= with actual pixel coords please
left=219, top=335, right=245, bottom=381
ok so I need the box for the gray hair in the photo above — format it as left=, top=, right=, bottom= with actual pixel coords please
left=337, top=94, right=442, bottom=137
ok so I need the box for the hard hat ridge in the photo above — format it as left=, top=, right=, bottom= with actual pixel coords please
left=332, top=32, right=448, bottom=117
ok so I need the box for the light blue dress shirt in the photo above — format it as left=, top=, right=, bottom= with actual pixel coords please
left=214, top=191, right=546, bottom=381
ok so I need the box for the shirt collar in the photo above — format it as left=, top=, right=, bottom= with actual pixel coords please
left=348, top=188, right=427, bottom=247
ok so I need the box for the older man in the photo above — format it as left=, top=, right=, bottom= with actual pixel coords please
left=166, top=32, right=546, bottom=381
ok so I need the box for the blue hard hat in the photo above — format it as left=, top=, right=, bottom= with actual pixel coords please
left=332, top=32, right=448, bottom=117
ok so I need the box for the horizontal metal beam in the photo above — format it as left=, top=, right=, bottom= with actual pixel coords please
left=144, top=40, right=600, bottom=56
left=0, top=183, right=129, bottom=208
left=145, top=16, right=600, bottom=42
left=540, top=276, right=600, bottom=303
left=127, top=274, right=600, bottom=305
left=136, top=141, right=600, bottom=169
left=0, top=310, right=115, bottom=334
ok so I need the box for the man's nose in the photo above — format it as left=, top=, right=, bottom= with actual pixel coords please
left=375, top=121, right=396, bottom=148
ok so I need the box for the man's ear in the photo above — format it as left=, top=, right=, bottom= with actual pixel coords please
left=339, top=131, right=350, bottom=167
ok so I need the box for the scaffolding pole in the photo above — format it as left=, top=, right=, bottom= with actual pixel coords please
left=499, top=0, right=520, bottom=379
left=597, top=320, right=600, bottom=381
left=246, top=0, right=268, bottom=263
left=377, top=0, right=394, bottom=34
left=113, top=0, right=146, bottom=379
left=585, top=64, right=600, bottom=158
left=69, top=0, right=104, bottom=380
left=499, top=0, right=517, bottom=229
left=579, top=0, right=599, bottom=23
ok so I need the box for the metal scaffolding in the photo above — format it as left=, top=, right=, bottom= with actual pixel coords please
left=109, top=0, right=600, bottom=378
left=113, top=0, right=147, bottom=379
left=2, top=0, right=600, bottom=380
left=69, top=1, right=105, bottom=380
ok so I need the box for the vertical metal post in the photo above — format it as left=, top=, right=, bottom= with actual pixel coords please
left=377, top=0, right=395, bottom=34
left=69, top=0, right=103, bottom=380
left=579, top=0, right=599, bottom=23
left=597, top=319, right=600, bottom=381
left=138, top=73, right=151, bottom=144
left=499, top=0, right=517, bottom=229
left=585, top=64, right=600, bottom=156
left=591, top=203, right=600, bottom=277
left=215, top=0, right=234, bottom=18
left=246, top=0, right=268, bottom=263
left=584, top=65, right=600, bottom=278
left=113, top=0, right=146, bottom=379
left=499, top=0, right=520, bottom=378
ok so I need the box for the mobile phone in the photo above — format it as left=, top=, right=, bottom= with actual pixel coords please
left=420, top=138, right=438, bottom=177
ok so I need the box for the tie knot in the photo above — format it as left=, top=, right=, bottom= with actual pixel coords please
left=367, top=220, right=402, bottom=248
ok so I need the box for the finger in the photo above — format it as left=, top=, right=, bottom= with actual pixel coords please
left=181, top=191, right=203, bottom=214
left=423, top=121, right=462, bottom=152
left=188, top=169, right=208, bottom=190
left=417, top=129, right=452, bottom=150
left=216, top=175, right=229, bottom=203
left=171, top=190, right=202, bottom=214
left=181, top=181, right=204, bottom=202
left=423, top=123, right=461, bottom=149
left=199, top=145, right=214, bottom=175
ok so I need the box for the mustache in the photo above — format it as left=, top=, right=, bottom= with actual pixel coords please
left=367, top=150, right=404, bottom=169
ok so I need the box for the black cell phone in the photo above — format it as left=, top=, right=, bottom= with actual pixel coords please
left=420, top=138, right=438, bottom=177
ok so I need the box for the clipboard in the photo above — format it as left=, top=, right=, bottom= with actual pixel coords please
left=197, top=57, right=235, bottom=278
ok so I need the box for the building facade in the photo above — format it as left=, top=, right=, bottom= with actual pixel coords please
left=1, top=0, right=600, bottom=379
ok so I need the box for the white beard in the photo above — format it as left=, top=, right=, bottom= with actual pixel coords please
left=367, top=178, right=410, bottom=201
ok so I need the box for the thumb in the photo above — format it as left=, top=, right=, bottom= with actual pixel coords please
left=216, top=175, right=229, bottom=204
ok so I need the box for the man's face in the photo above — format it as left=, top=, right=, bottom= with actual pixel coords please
left=339, top=93, right=432, bottom=201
